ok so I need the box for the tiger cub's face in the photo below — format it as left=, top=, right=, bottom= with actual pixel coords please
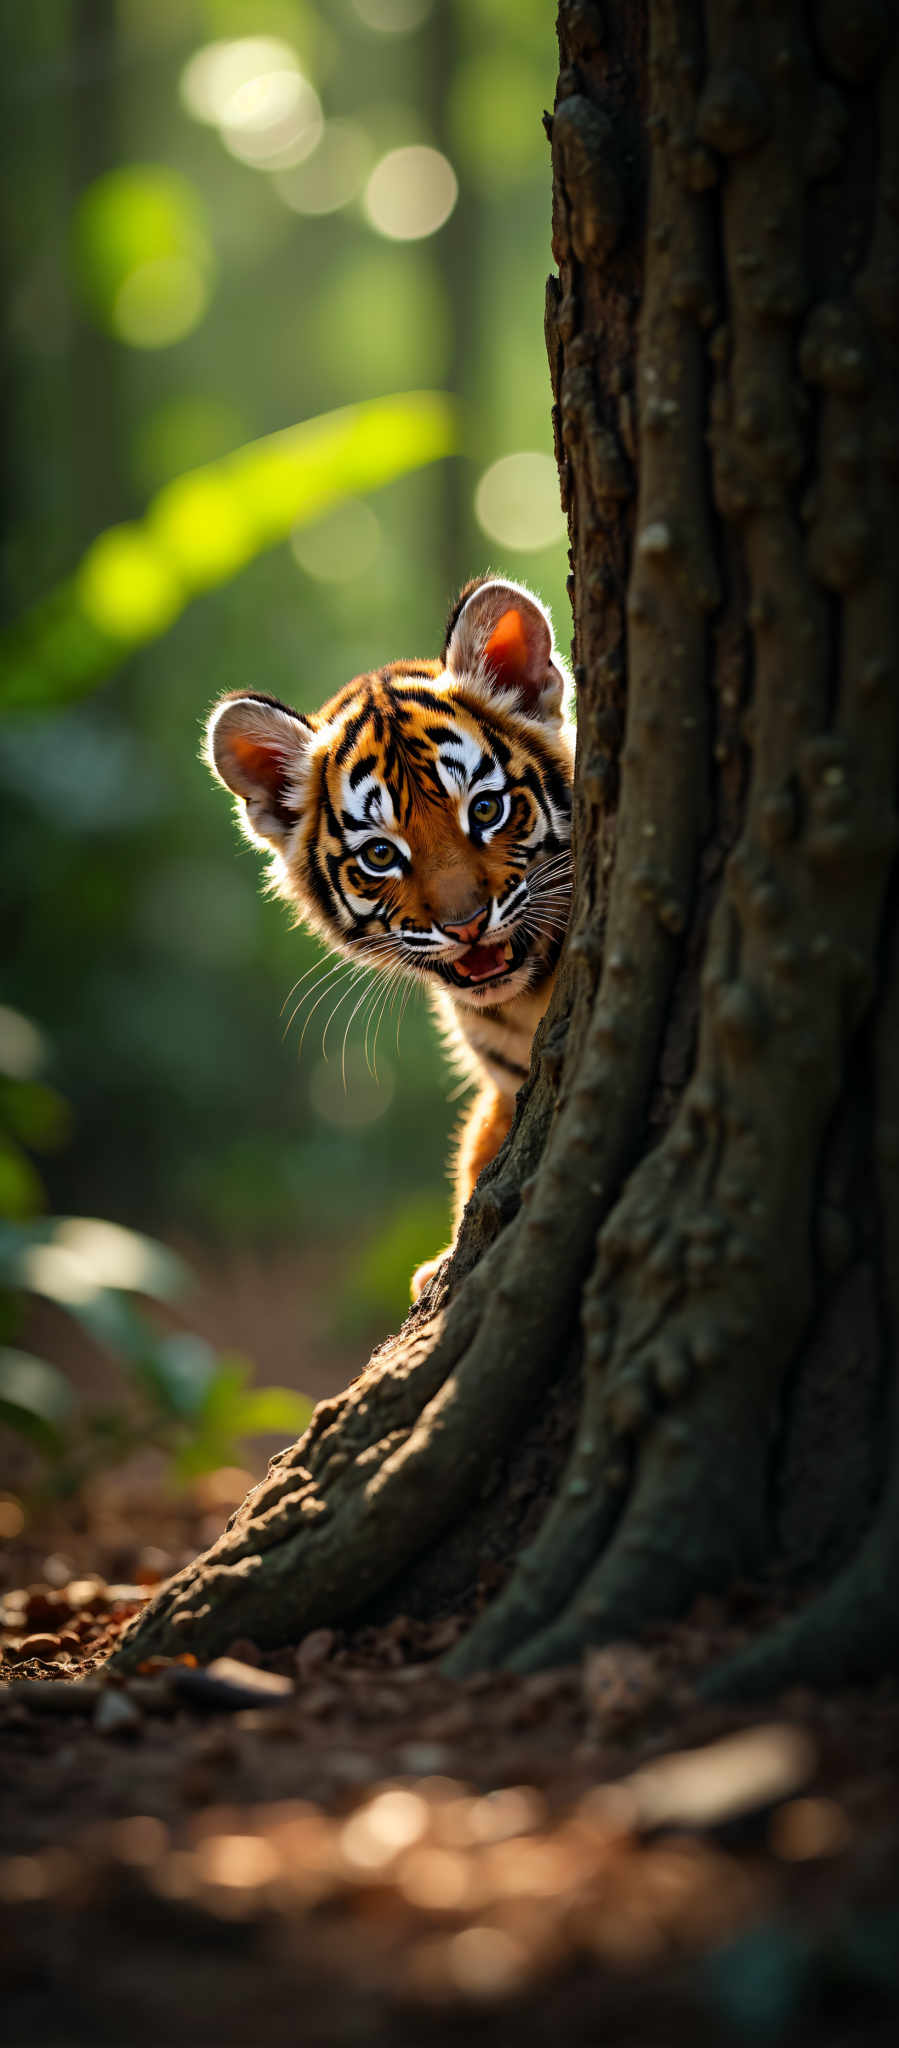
left=206, top=578, right=574, bottom=1010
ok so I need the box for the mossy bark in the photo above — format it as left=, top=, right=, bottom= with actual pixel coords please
left=111, top=0, right=899, bottom=1692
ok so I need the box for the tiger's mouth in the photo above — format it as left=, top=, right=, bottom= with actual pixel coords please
left=442, top=930, right=532, bottom=990
left=451, top=937, right=515, bottom=984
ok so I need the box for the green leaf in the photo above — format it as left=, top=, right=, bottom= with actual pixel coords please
left=0, top=391, right=456, bottom=711
left=226, top=1387, right=314, bottom=1438
left=170, top=1361, right=313, bottom=1482
left=0, top=1078, right=71, bottom=1151
left=133, top=1332, right=219, bottom=1421
left=0, top=1217, right=186, bottom=1308
left=0, top=1347, right=75, bottom=1451
left=0, top=1141, right=46, bottom=1221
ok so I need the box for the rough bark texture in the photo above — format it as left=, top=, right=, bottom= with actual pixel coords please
left=111, top=0, right=899, bottom=1692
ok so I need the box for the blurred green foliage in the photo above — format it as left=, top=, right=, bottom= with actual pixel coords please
left=0, top=1012, right=312, bottom=1490
left=1, top=0, right=566, bottom=1389
left=2, top=390, right=456, bottom=706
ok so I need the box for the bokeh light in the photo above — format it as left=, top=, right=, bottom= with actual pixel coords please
left=180, top=38, right=299, bottom=125
left=113, top=254, right=208, bottom=348
left=474, top=451, right=564, bottom=552
left=273, top=120, right=372, bottom=216
left=309, top=1044, right=396, bottom=1130
left=289, top=498, right=381, bottom=583
left=72, top=167, right=214, bottom=350
left=180, top=37, right=322, bottom=172
left=364, top=146, right=458, bottom=241
left=219, top=70, right=323, bottom=171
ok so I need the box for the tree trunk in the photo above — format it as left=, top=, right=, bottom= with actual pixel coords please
left=112, top=0, right=899, bottom=1695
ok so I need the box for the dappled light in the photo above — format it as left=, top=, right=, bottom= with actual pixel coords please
left=72, top=166, right=214, bottom=349
left=364, top=145, right=459, bottom=240
left=273, top=118, right=373, bottom=216
left=474, top=450, right=565, bottom=552
left=180, top=37, right=303, bottom=127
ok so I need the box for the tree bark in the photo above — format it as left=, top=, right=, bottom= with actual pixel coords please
left=111, top=0, right=899, bottom=1693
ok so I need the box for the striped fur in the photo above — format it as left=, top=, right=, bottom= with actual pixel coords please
left=207, top=577, right=574, bottom=1296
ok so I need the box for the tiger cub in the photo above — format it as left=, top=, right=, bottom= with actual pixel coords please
left=206, top=576, right=574, bottom=1297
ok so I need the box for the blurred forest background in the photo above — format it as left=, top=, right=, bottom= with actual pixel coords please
left=1, top=0, right=570, bottom=1486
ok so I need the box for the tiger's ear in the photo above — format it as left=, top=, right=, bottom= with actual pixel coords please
left=444, top=578, right=568, bottom=724
left=206, top=693, right=313, bottom=849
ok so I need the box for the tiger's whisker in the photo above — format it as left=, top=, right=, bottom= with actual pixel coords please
left=284, top=956, right=356, bottom=1042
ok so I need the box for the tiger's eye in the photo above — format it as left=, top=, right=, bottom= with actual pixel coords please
left=470, top=793, right=503, bottom=827
left=360, top=837, right=397, bottom=871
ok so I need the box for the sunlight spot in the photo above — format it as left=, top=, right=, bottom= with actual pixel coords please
left=341, top=1789, right=429, bottom=1868
left=364, top=146, right=457, bottom=241
left=113, top=254, right=208, bottom=348
left=290, top=498, right=381, bottom=583
left=273, top=119, right=372, bottom=216
left=195, top=1833, right=280, bottom=1889
left=474, top=452, right=564, bottom=553
left=180, top=38, right=300, bottom=125
left=468, top=1786, right=547, bottom=1842
left=220, top=70, right=323, bottom=171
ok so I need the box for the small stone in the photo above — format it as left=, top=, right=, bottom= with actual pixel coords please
left=296, top=1628, right=337, bottom=1675
left=168, top=1659, right=294, bottom=1712
left=17, top=1634, right=63, bottom=1661
left=94, top=1688, right=142, bottom=1738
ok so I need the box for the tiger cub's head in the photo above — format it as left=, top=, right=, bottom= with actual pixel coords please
left=206, top=577, right=574, bottom=1009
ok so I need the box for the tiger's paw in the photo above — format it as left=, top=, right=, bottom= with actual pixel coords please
left=410, top=1251, right=451, bottom=1302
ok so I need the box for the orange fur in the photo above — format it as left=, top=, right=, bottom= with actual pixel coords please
left=206, top=578, right=574, bottom=1305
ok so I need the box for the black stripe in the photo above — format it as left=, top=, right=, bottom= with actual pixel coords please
left=349, top=753, right=377, bottom=788
left=482, top=1047, right=529, bottom=1082
left=469, top=750, right=496, bottom=788
left=335, top=704, right=371, bottom=765
left=390, top=685, right=449, bottom=716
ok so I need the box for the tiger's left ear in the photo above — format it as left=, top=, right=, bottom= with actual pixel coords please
left=444, top=578, right=568, bottom=725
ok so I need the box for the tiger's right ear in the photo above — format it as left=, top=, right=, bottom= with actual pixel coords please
left=206, top=693, right=313, bottom=849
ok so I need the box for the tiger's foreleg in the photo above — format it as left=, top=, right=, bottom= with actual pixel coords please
left=410, top=1084, right=514, bottom=1301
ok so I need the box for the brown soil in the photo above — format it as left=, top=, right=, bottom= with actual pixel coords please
left=1, top=1464, right=898, bottom=2048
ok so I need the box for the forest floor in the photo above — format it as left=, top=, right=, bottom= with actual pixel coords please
left=2, top=1459, right=899, bottom=2048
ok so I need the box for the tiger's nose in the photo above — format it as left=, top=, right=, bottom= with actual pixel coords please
left=442, top=905, right=490, bottom=944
